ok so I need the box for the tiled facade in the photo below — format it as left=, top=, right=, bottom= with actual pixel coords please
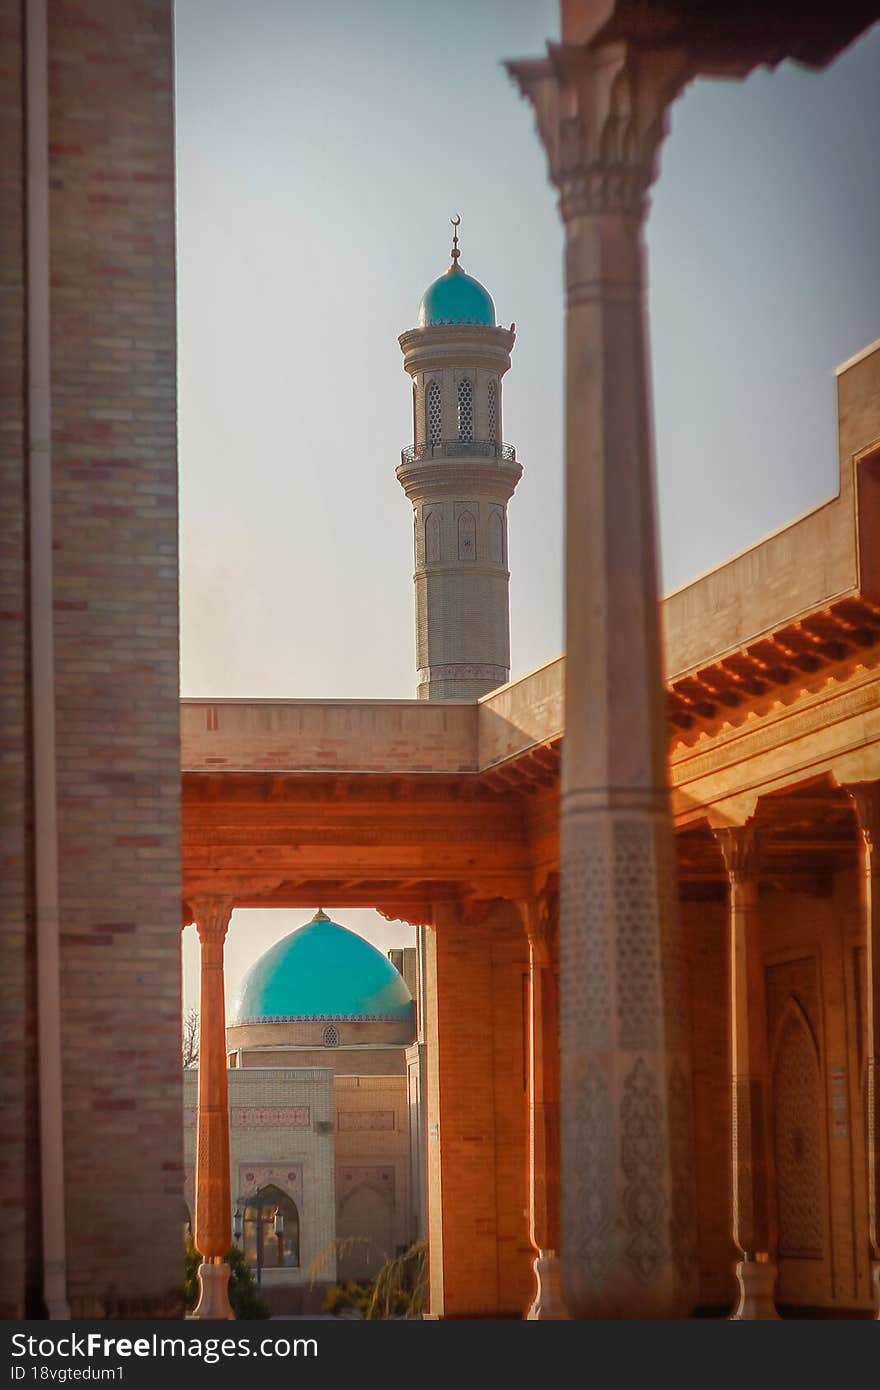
left=334, top=1074, right=412, bottom=1280
left=183, top=1060, right=416, bottom=1299
left=183, top=1069, right=336, bottom=1291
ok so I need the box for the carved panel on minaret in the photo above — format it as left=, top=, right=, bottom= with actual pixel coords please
left=458, top=510, right=476, bottom=561
left=489, top=507, right=504, bottom=564
left=425, top=509, right=441, bottom=564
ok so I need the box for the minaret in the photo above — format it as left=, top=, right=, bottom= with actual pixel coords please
left=398, top=219, right=522, bottom=701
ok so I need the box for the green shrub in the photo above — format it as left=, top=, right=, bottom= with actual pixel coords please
left=184, top=1232, right=270, bottom=1320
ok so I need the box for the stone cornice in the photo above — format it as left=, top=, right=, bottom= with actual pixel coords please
left=397, top=456, right=523, bottom=503
left=399, top=324, right=515, bottom=369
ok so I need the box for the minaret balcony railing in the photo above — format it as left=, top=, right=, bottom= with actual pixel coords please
left=400, top=440, right=516, bottom=465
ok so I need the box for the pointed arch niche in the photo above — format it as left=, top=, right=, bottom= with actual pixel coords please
left=425, top=509, right=441, bottom=565
left=458, top=510, right=476, bottom=561
left=489, top=507, right=504, bottom=565
left=770, top=997, right=825, bottom=1264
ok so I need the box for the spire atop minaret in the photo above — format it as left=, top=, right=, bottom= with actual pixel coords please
left=450, top=213, right=461, bottom=265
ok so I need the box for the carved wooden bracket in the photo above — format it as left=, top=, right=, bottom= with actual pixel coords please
left=714, top=820, right=760, bottom=886
left=847, top=780, right=880, bottom=851
left=190, top=896, right=234, bottom=948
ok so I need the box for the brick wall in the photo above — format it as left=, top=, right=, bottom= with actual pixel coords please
left=425, top=901, right=531, bottom=1317
left=48, top=0, right=182, bottom=1316
left=682, top=897, right=736, bottom=1310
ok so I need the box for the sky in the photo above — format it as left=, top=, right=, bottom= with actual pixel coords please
left=174, top=1, right=880, bottom=1012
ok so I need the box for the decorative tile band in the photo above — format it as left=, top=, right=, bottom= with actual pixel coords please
left=233, top=1012, right=408, bottom=1025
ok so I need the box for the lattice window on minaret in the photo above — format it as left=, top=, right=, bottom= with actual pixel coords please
left=457, top=378, right=474, bottom=442
left=487, top=379, right=497, bottom=441
left=427, top=380, right=442, bottom=444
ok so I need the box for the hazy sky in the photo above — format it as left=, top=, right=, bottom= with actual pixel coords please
left=174, top=2, right=880, bottom=1010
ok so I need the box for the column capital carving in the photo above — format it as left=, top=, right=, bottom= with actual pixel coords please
left=517, top=888, right=559, bottom=965
left=508, top=41, right=690, bottom=223
left=847, top=780, right=880, bottom=851
left=190, top=895, right=234, bottom=947
left=714, top=820, right=760, bottom=886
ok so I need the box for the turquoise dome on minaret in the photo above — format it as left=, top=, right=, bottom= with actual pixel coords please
left=418, top=217, right=495, bottom=327
left=229, top=910, right=415, bottom=1026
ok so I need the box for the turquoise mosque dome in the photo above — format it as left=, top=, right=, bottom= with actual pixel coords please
left=418, top=265, right=495, bottom=327
left=418, top=218, right=495, bottom=328
left=229, top=910, right=415, bottom=1026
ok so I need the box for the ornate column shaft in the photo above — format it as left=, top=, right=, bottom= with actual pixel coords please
left=715, top=822, right=778, bottom=1319
left=509, top=39, right=697, bottom=1318
left=191, top=896, right=234, bottom=1320
left=519, top=892, right=568, bottom=1319
left=847, top=782, right=880, bottom=1317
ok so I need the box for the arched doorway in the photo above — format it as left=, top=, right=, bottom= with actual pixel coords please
left=241, top=1184, right=300, bottom=1281
left=337, top=1183, right=393, bottom=1282
left=771, top=997, right=830, bottom=1306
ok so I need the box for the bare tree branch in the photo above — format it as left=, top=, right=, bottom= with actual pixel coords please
left=182, top=1007, right=199, bottom=1067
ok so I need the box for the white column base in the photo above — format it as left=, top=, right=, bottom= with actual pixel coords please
left=191, top=1259, right=234, bottom=1320
left=730, top=1258, right=779, bottom=1320
left=526, top=1251, right=570, bottom=1320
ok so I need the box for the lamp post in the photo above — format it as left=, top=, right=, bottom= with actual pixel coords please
left=234, top=1198, right=283, bottom=1286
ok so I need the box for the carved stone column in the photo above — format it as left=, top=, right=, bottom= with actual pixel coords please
left=508, top=39, right=697, bottom=1318
left=847, top=782, right=880, bottom=1318
left=518, top=892, right=568, bottom=1319
left=715, top=823, right=779, bottom=1318
left=190, top=896, right=234, bottom=1320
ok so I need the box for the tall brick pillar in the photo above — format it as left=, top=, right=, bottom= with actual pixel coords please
left=1, top=0, right=37, bottom=1320
left=847, top=782, right=880, bottom=1318
left=423, top=901, right=531, bottom=1316
left=2, top=0, right=183, bottom=1316
left=509, top=35, right=698, bottom=1317
left=715, top=823, right=779, bottom=1318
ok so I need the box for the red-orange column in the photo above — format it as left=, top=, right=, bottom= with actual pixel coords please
left=715, top=823, right=778, bottom=1319
left=848, top=783, right=880, bottom=1318
left=191, top=896, right=234, bottom=1320
left=520, top=893, right=568, bottom=1318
